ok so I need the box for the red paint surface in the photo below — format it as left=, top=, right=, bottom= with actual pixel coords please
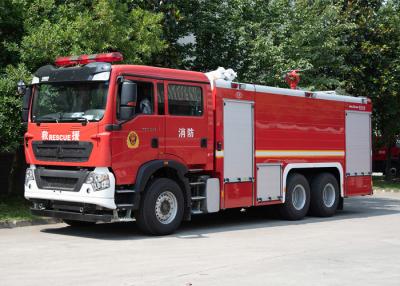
left=214, top=85, right=372, bottom=208
left=224, top=182, right=253, bottom=208
left=345, top=176, right=372, bottom=196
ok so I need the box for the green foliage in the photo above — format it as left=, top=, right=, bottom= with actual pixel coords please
left=0, top=0, right=24, bottom=67
left=133, top=0, right=200, bottom=67
left=0, top=96, right=23, bottom=153
left=0, top=64, right=31, bottom=153
left=242, top=0, right=354, bottom=89
left=373, top=175, right=400, bottom=191
left=0, top=194, right=35, bottom=222
left=342, top=1, right=400, bottom=177
left=9, top=0, right=166, bottom=70
left=171, top=0, right=354, bottom=89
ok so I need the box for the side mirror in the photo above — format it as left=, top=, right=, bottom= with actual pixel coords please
left=119, top=81, right=137, bottom=121
left=21, top=87, right=32, bottom=123
left=121, top=81, right=137, bottom=105
left=17, top=80, right=26, bottom=96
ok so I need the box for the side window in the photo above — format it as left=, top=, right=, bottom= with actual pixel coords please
left=157, top=83, right=165, bottom=115
left=167, top=84, right=203, bottom=116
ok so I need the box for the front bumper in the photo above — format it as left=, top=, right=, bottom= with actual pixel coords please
left=31, top=208, right=113, bottom=222
left=24, top=166, right=117, bottom=210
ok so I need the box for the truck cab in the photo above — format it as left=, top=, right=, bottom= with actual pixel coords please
left=24, top=53, right=215, bottom=234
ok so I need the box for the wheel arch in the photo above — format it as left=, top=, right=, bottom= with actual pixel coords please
left=135, top=160, right=191, bottom=220
left=282, top=163, right=344, bottom=203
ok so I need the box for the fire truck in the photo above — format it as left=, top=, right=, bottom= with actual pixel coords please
left=373, top=139, right=400, bottom=176
left=21, top=53, right=373, bottom=235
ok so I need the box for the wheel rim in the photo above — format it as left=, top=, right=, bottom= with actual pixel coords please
left=155, top=191, right=178, bottom=224
left=292, top=184, right=306, bottom=210
left=322, top=183, right=336, bottom=208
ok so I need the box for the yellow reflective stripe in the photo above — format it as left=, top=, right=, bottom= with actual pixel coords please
left=216, top=150, right=224, bottom=158
left=216, top=150, right=344, bottom=158
left=255, top=150, right=345, bottom=158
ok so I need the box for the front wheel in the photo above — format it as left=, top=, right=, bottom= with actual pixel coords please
left=135, top=178, right=184, bottom=235
left=278, top=173, right=310, bottom=220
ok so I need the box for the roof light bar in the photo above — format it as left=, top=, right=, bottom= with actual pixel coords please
left=55, top=52, right=123, bottom=67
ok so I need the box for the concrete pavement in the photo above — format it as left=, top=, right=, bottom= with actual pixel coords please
left=0, top=191, right=399, bottom=286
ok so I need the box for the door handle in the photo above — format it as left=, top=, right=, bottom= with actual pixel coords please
left=151, top=138, right=159, bottom=148
left=105, top=124, right=122, bottom=131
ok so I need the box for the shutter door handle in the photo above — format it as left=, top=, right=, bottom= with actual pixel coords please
left=200, top=138, right=207, bottom=148
left=216, top=141, right=222, bottom=151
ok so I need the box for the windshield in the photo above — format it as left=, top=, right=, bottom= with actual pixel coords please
left=31, top=82, right=109, bottom=123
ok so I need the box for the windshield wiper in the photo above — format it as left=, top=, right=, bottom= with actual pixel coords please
left=35, top=113, right=89, bottom=125
left=59, top=117, right=89, bottom=125
left=35, top=114, right=61, bottom=124
left=35, top=118, right=58, bottom=123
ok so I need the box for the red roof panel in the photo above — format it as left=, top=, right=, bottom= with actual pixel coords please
left=111, top=65, right=209, bottom=83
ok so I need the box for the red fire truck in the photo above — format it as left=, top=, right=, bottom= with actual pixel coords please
left=21, top=53, right=373, bottom=235
left=373, top=139, right=400, bottom=176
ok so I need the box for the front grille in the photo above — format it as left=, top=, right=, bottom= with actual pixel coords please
left=34, top=167, right=90, bottom=192
left=40, top=176, right=78, bottom=191
left=32, top=141, right=93, bottom=162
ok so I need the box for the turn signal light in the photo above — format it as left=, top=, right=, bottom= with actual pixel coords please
left=55, top=52, right=123, bottom=67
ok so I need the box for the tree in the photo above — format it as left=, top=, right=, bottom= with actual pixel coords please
left=343, top=0, right=400, bottom=179
left=0, top=0, right=24, bottom=68
left=167, top=0, right=352, bottom=90
left=0, top=64, right=31, bottom=153
left=134, top=0, right=199, bottom=68
left=7, top=0, right=166, bottom=71
left=241, top=0, right=353, bottom=89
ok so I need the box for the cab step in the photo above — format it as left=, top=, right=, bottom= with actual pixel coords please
left=189, top=182, right=205, bottom=186
left=116, top=204, right=134, bottom=209
left=188, top=169, right=204, bottom=173
left=191, top=209, right=203, bottom=215
left=191, top=196, right=206, bottom=200
left=116, top=189, right=135, bottom=194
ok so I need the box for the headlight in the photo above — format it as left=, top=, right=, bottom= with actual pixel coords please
left=85, top=172, right=110, bottom=191
left=25, top=168, right=35, bottom=186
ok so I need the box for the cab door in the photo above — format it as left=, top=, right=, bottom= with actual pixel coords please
left=111, top=76, right=164, bottom=185
left=164, top=81, right=208, bottom=166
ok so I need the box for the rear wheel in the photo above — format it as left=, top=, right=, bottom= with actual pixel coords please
left=135, top=178, right=184, bottom=235
left=310, top=173, right=339, bottom=217
left=278, top=173, right=310, bottom=220
left=63, top=220, right=96, bottom=227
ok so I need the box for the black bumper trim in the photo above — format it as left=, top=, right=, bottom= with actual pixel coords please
left=31, top=208, right=113, bottom=223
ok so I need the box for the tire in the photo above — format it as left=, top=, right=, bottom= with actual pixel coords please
left=310, top=173, right=339, bottom=217
left=134, top=178, right=184, bottom=235
left=63, top=219, right=96, bottom=227
left=278, top=173, right=310, bottom=220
